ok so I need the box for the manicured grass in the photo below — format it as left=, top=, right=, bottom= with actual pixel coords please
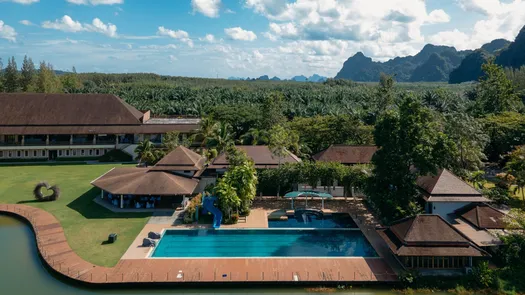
left=0, top=164, right=151, bottom=267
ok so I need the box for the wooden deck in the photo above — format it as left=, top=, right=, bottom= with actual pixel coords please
left=0, top=204, right=397, bottom=285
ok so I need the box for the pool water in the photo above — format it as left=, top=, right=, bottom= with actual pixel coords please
left=151, top=229, right=378, bottom=258
left=268, top=213, right=358, bottom=229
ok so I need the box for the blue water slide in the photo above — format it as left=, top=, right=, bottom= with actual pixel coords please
left=202, top=196, right=223, bottom=228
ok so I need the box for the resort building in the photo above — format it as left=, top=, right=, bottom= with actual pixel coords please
left=417, top=169, right=490, bottom=218
left=377, top=214, right=490, bottom=273
left=91, top=146, right=206, bottom=209
left=206, top=145, right=302, bottom=176
left=313, top=145, right=377, bottom=165
left=0, top=93, right=199, bottom=161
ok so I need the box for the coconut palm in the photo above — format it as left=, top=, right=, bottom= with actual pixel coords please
left=239, top=128, right=269, bottom=145
left=206, top=122, right=234, bottom=153
left=197, top=116, right=218, bottom=146
left=134, top=140, right=162, bottom=166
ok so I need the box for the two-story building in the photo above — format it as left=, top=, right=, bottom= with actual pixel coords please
left=0, top=93, right=199, bottom=161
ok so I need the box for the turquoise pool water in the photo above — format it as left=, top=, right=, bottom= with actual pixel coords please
left=151, top=229, right=378, bottom=258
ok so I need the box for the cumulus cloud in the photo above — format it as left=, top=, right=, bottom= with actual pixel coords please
left=253, top=49, right=264, bottom=60
left=66, top=0, right=123, bottom=5
left=427, top=29, right=471, bottom=50
left=19, top=20, right=34, bottom=26
left=157, top=26, right=194, bottom=47
left=199, top=34, right=216, bottom=43
left=224, top=27, right=257, bottom=41
left=0, top=20, right=17, bottom=42
left=191, top=0, right=221, bottom=18
left=427, top=9, right=451, bottom=24
left=42, top=15, right=118, bottom=37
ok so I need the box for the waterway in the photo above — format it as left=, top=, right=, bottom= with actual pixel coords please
left=0, top=215, right=451, bottom=295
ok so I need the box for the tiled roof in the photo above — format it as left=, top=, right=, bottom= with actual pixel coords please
left=313, top=145, right=377, bottom=164
left=417, top=169, right=482, bottom=196
left=151, top=146, right=206, bottom=171
left=209, top=145, right=301, bottom=169
left=377, top=215, right=489, bottom=257
left=91, top=167, right=199, bottom=196
left=455, top=203, right=507, bottom=229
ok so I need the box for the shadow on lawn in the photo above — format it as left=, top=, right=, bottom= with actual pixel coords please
left=67, top=187, right=152, bottom=219
left=17, top=200, right=41, bottom=204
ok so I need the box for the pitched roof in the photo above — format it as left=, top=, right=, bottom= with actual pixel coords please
left=455, top=203, right=507, bottom=229
left=0, top=93, right=144, bottom=126
left=417, top=169, right=487, bottom=202
left=0, top=124, right=199, bottom=135
left=209, top=145, right=302, bottom=169
left=151, top=146, right=206, bottom=171
left=313, top=145, right=377, bottom=164
left=377, top=214, right=489, bottom=257
left=91, top=167, right=199, bottom=196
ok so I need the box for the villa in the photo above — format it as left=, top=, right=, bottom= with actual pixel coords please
left=377, top=214, right=490, bottom=272
left=0, top=93, right=199, bottom=161
left=313, top=145, right=377, bottom=165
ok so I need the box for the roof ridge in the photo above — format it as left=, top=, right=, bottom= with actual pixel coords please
left=427, top=169, right=445, bottom=193
left=403, top=215, right=419, bottom=240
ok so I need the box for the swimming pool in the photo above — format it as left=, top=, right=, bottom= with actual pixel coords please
left=268, top=213, right=358, bottom=229
left=150, top=229, right=378, bottom=258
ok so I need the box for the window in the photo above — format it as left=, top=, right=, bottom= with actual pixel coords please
left=89, top=149, right=93, bottom=156
left=41, top=150, right=45, bottom=157
left=17, top=151, right=21, bottom=157
left=0, top=151, right=3, bottom=158
left=66, top=150, right=70, bottom=156
left=33, top=151, right=37, bottom=157
left=72, top=150, right=77, bottom=156
left=96, top=149, right=100, bottom=156
left=24, top=151, right=28, bottom=157
left=8, top=151, right=12, bottom=158
left=58, top=150, right=63, bottom=156
left=81, top=150, right=85, bottom=156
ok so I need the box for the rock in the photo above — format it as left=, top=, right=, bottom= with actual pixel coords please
left=148, top=232, right=161, bottom=239
left=142, top=238, right=156, bottom=247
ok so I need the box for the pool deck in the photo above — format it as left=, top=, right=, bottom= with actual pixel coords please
left=0, top=202, right=399, bottom=285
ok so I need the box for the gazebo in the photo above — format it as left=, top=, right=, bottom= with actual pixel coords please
left=284, top=190, right=333, bottom=209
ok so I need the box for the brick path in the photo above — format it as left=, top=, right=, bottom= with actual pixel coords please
left=0, top=203, right=398, bottom=285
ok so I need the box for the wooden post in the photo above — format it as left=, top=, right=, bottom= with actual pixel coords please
left=120, top=195, right=124, bottom=209
left=21, top=135, right=25, bottom=146
left=100, top=189, right=104, bottom=199
left=46, top=135, right=50, bottom=145
left=69, top=135, right=73, bottom=145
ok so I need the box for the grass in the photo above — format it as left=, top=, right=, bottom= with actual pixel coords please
left=0, top=164, right=151, bottom=267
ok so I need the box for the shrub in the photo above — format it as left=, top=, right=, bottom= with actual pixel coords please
left=182, top=194, right=202, bottom=224
left=472, top=261, right=494, bottom=288
left=99, top=149, right=133, bottom=162
left=239, top=207, right=251, bottom=216
left=484, top=187, right=512, bottom=205
left=399, top=270, right=418, bottom=287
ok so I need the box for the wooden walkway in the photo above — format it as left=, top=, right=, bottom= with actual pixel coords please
left=0, top=204, right=397, bottom=285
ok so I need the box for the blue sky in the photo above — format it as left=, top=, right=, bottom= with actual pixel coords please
left=0, top=0, right=524, bottom=78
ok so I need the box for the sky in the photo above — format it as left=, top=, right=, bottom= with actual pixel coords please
left=0, top=0, right=524, bottom=79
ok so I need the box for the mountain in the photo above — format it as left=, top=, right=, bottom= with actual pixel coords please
left=291, top=75, right=308, bottom=82
left=449, top=26, right=524, bottom=84
left=481, top=39, right=511, bottom=54
left=308, top=74, right=327, bottom=82
left=496, top=26, right=525, bottom=69
left=270, top=76, right=281, bottom=81
left=334, top=44, right=470, bottom=82
left=257, top=75, right=270, bottom=81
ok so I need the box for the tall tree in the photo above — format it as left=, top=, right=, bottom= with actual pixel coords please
left=134, top=140, right=163, bottom=166
left=224, top=146, right=258, bottom=213
left=206, top=122, right=234, bottom=153
left=260, top=91, right=285, bottom=130
left=161, top=131, right=194, bottom=152
left=506, top=145, right=525, bottom=205
left=197, top=116, right=218, bottom=146
left=475, top=59, right=523, bottom=114
left=4, top=56, right=19, bottom=92
left=37, top=61, right=62, bottom=93
left=366, top=95, right=458, bottom=222
left=269, top=124, right=289, bottom=197
left=376, top=72, right=395, bottom=114
left=20, top=55, right=36, bottom=91
left=61, top=66, right=82, bottom=93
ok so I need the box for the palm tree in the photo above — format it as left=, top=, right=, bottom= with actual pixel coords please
left=134, top=140, right=161, bottom=166
left=239, top=128, right=269, bottom=145
left=269, top=125, right=289, bottom=197
left=197, top=116, right=218, bottom=147
left=206, top=122, right=234, bottom=153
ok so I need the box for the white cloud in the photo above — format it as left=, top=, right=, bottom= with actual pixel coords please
left=253, top=49, right=264, bottom=60
left=169, top=55, right=178, bottom=62
left=224, top=27, right=257, bottom=41
left=427, top=9, right=451, bottom=24
left=42, top=15, right=118, bottom=38
left=7, top=0, right=38, bottom=4
left=0, top=20, right=17, bottom=42
left=42, top=15, right=84, bottom=32
left=269, top=22, right=299, bottom=38
left=139, top=44, right=177, bottom=50
left=66, top=0, right=123, bottom=5
left=157, top=26, right=194, bottom=47
left=427, top=29, right=471, bottom=50
left=457, top=0, right=503, bottom=16
left=191, top=0, right=221, bottom=18
left=199, top=34, right=216, bottom=43
left=263, top=31, right=278, bottom=41
left=19, top=20, right=34, bottom=26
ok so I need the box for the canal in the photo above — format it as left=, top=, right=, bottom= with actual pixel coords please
left=0, top=215, right=450, bottom=295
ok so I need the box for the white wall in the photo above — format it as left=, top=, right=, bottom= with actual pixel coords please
left=430, top=202, right=471, bottom=218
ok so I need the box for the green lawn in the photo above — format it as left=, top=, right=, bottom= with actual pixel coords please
left=0, top=164, right=151, bottom=267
